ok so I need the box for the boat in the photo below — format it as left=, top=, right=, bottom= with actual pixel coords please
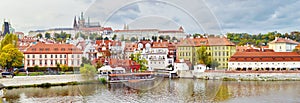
left=98, top=65, right=155, bottom=83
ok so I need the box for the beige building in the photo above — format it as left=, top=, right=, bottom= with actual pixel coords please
left=269, top=37, right=299, bottom=52
left=23, top=43, right=83, bottom=70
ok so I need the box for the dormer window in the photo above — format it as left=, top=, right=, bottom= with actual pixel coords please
left=61, top=48, right=65, bottom=51
left=54, top=48, right=58, bottom=51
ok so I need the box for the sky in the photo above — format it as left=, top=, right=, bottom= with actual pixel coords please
left=0, top=0, right=300, bottom=35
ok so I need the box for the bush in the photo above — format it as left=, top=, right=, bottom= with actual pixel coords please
left=98, top=78, right=107, bottom=84
left=80, top=64, right=97, bottom=80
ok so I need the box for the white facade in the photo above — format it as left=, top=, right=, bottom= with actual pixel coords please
left=194, top=64, right=206, bottom=73
left=228, top=61, right=300, bottom=70
left=174, top=59, right=190, bottom=71
left=24, top=54, right=82, bottom=68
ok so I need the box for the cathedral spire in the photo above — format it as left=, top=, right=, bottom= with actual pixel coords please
left=73, top=16, right=78, bottom=29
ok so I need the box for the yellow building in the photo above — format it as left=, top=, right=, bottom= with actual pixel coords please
left=176, top=37, right=236, bottom=69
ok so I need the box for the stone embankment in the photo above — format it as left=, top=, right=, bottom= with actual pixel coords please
left=179, top=70, right=300, bottom=81
left=0, top=74, right=85, bottom=87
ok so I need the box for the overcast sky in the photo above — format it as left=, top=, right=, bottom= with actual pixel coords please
left=0, top=0, right=299, bottom=35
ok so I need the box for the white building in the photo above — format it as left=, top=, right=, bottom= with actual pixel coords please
left=268, top=37, right=299, bottom=52
left=174, top=59, right=191, bottom=71
left=228, top=50, right=300, bottom=71
left=23, top=42, right=83, bottom=70
left=114, top=26, right=187, bottom=40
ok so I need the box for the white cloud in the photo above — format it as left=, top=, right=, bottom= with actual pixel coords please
left=0, top=0, right=299, bottom=35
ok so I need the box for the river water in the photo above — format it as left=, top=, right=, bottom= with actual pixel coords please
left=1, top=79, right=300, bottom=103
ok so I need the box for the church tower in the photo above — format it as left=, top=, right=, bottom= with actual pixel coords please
left=79, top=12, right=85, bottom=28
left=73, top=16, right=78, bottom=29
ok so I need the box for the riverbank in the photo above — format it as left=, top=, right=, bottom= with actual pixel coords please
left=0, top=74, right=101, bottom=89
left=193, top=72, right=300, bottom=81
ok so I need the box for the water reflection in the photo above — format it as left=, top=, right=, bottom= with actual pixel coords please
left=2, top=79, right=300, bottom=103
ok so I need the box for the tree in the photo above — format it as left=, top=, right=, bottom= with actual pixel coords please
left=80, top=64, right=97, bottom=80
left=112, top=34, right=117, bottom=40
left=95, top=60, right=103, bottom=68
left=104, top=37, right=109, bottom=40
left=45, top=32, right=51, bottom=39
left=130, top=53, right=148, bottom=71
left=172, top=37, right=177, bottom=41
left=0, top=44, right=24, bottom=71
left=33, top=65, right=39, bottom=72
left=193, top=33, right=202, bottom=38
left=81, top=57, right=91, bottom=66
left=0, top=34, right=18, bottom=51
left=60, top=65, right=69, bottom=72
left=159, top=35, right=165, bottom=40
left=152, top=36, right=157, bottom=41
left=196, top=46, right=211, bottom=65
left=37, top=33, right=43, bottom=38
left=130, top=37, right=137, bottom=42
left=165, top=35, right=171, bottom=40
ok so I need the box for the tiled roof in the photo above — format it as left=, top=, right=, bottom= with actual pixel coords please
left=125, top=43, right=137, bottom=52
left=158, top=30, right=183, bottom=33
left=207, top=37, right=235, bottom=46
left=269, top=37, right=299, bottom=44
left=229, top=51, right=300, bottom=62
left=114, top=29, right=158, bottom=32
left=152, top=41, right=169, bottom=48
left=177, top=38, right=208, bottom=46
left=23, top=42, right=82, bottom=54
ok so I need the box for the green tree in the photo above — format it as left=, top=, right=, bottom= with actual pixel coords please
left=0, top=44, right=24, bottom=71
left=193, top=33, right=202, bottom=38
left=95, top=60, right=103, bottom=68
left=196, top=46, right=211, bottom=65
left=60, top=64, right=69, bottom=72
left=130, top=53, right=148, bottom=72
left=130, top=37, right=137, bottom=42
left=37, top=33, right=43, bottom=38
left=165, top=35, right=171, bottom=40
left=33, top=65, right=39, bottom=72
left=80, top=64, right=97, bottom=80
left=45, top=32, right=51, bottom=39
left=172, top=37, right=177, bottom=41
left=0, top=34, right=18, bottom=51
left=159, top=35, right=165, bottom=40
left=104, top=37, right=109, bottom=40
left=152, top=36, right=157, bottom=41
left=112, top=34, right=117, bottom=40
left=81, top=57, right=91, bottom=66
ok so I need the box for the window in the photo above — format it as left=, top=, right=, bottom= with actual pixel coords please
left=55, top=55, right=57, bottom=58
left=54, top=48, right=58, bottom=51
left=32, top=60, right=35, bottom=65
left=40, top=55, right=42, bottom=58
left=51, top=55, right=53, bottom=58
left=45, top=48, right=50, bottom=51
left=60, top=55, right=62, bottom=58
left=45, top=55, right=47, bottom=58
left=51, top=60, right=53, bottom=65
left=27, top=60, right=30, bottom=65
left=45, top=60, right=47, bottom=65
left=40, top=60, right=42, bottom=65
left=33, top=55, right=35, bottom=58
left=71, top=60, right=74, bottom=65
left=77, top=55, right=80, bottom=58
left=72, top=55, right=74, bottom=58
left=39, top=48, right=44, bottom=51
left=61, top=48, right=65, bottom=51
left=77, top=60, right=80, bottom=65
left=60, top=60, right=63, bottom=64
left=64, top=55, right=66, bottom=58
left=27, top=55, right=30, bottom=58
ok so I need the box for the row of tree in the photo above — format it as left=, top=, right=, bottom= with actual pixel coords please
left=226, top=31, right=300, bottom=46
left=0, top=34, right=24, bottom=72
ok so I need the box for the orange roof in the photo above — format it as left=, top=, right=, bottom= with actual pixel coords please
left=207, top=37, right=235, bottom=46
left=269, top=37, right=299, bottom=44
left=177, top=38, right=208, bottom=46
left=230, top=51, right=300, bottom=62
left=152, top=41, right=168, bottom=48
left=125, top=43, right=137, bottom=52
left=24, top=42, right=82, bottom=54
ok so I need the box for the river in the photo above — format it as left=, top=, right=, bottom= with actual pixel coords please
left=1, top=79, right=300, bottom=103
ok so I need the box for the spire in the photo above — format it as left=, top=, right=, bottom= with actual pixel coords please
left=80, top=12, right=84, bottom=20
left=73, top=16, right=78, bottom=29
left=88, top=17, right=90, bottom=27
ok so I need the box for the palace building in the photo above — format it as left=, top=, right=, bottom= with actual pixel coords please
left=23, top=43, right=83, bottom=70
left=228, top=49, right=300, bottom=71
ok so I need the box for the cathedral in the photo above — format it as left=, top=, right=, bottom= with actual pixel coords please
left=73, top=12, right=101, bottom=29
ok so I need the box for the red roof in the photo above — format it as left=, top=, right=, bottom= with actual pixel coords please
left=23, top=42, right=82, bottom=54
left=207, top=37, right=235, bottom=46
left=230, top=51, right=300, bottom=62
